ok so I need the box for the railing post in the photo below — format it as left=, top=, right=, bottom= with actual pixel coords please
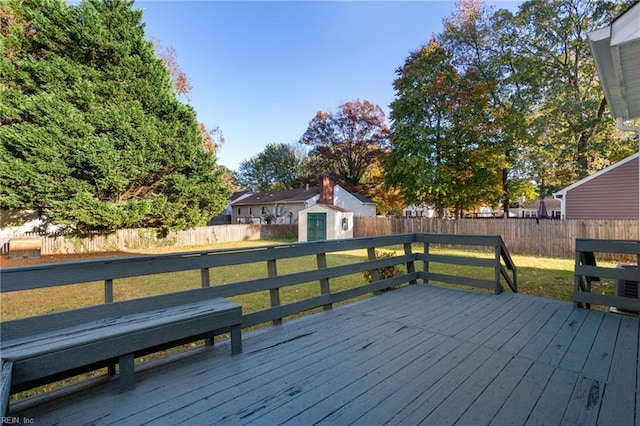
left=201, top=268, right=210, bottom=288
left=105, top=278, right=115, bottom=374
left=201, top=257, right=213, bottom=345
left=366, top=248, right=380, bottom=283
left=423, top=242, right=430, bottom=284
left=268, top=259, right=282, bottom=325
left=494, top=241, right=502, bottom=294
left=104, top=279, right=113, bottom=303
left=404, top=243, right=416, bottom=284
left=317, top=253, right=332, bottom=310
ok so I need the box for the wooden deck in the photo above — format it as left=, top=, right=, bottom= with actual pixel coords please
left=11, top=284, right=640, bottom=425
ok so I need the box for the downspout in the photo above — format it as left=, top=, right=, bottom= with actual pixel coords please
left=616, top=118, right=640, bottom=239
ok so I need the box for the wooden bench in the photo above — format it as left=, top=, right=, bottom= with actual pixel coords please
left=0, top=290, right=242, bottom=415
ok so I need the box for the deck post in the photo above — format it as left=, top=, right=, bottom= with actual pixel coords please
left=494, top=242, right=502, bottom=294
left=201, top=267, right=211, bottom=288
left=317, top=253, right=332, bottom=310
left=268, top=259, right=282, bottom=325
left=423, top=242, right=430, bottom=284
left=366, top=248, right=380, bottom=283
left=404, top=243, right=416, bottom=284
left=104, top=279, right=113, bottom=303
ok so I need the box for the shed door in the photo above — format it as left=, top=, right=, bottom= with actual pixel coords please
left=307, top=213, right=327, bottom=241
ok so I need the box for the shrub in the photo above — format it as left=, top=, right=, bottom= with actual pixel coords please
left=363, top=250, right=403, bottom=291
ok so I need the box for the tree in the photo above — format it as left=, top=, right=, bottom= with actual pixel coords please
left=234, top=143, right=304, bottom=191
left=300, top=100, right=390, bottom=187
left=0, top=0, right=230, bottom=232
left=152, top=38, right=225, bottom=156
left=440, top=0, right=636, bottom=204
left=386, top=39, right=503, bottom=217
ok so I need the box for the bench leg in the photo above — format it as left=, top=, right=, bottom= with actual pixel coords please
left=230, top=324, right=242, bottom=355
left=1, top=360, right=13, bottom=418
left=119, top=354, right=135, bottom=393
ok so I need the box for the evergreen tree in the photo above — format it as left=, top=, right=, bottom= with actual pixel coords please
left=0, top=0, right=230, bottom=232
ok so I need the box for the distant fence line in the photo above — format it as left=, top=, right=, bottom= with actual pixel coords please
left=4, top=219, right=638, bottom=259
left=353, top=217, right=638, bottom=259
left=5, top=224, right=297, bottom=255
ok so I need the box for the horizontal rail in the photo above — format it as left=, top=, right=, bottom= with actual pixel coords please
left=418, top=234, right=516, bottom=294
left=574, top=238, right=639, bottom=312
left=1, top=233, right=518, bottom=330
left=418, top=271, right=496, bottom=290
left=0, top=234, right=416, bottom=293
left=576, top=238, right=640, bottom=255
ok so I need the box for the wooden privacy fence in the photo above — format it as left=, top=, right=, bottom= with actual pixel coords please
left=3, top=224, right=297, bottom=255
left=354, top=217, right=639, bottom=259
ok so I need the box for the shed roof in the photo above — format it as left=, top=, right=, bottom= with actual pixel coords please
left=303, top=203, right=351, bottom=213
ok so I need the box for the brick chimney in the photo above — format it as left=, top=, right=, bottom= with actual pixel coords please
left=319, top=175, right=334, bottom=205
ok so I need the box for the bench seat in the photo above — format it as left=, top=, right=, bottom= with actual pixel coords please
left=1, top=295, right=242, bottom=399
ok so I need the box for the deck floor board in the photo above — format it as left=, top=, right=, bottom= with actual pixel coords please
left=10, top=284, right=640, bottom=425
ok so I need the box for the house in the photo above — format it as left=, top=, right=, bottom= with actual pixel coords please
left=208, top=191, right=253, bottom=225
left=553, top=153, right=639, bottom=219
left=230, top=177, right=376, bottom=225
left=403, top=205, right=435, bottom=218
left=514, top=198, right=561, bottom=219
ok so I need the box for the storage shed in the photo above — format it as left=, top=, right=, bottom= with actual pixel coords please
left=298, top=204, right=353, bottom=242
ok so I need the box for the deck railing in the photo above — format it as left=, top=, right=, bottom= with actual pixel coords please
left=1, top=233, right=517, bottom=328
left=417, top=233, right=517, bottom=294
left=574, top=238, right=640, bottom=313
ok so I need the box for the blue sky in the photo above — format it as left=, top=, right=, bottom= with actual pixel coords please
left=136, top=1, right=521, bottom=171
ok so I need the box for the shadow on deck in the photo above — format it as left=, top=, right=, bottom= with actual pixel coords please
left=12, top=284, right=639, bottom=425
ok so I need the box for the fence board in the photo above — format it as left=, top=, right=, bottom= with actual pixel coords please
left=4, top=225, right=297, bottom=255
left=354, top=218, right=638, bottom=259
left=4, top=218, right=639, bottom=260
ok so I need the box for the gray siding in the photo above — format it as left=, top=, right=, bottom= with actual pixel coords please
left=566, top=157, right=638, bottom=219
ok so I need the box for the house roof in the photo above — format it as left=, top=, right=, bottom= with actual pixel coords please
left=588, top=2, right=640, bottom=120
left=231, top=185, right=376, bottom=207
left=350, top=192, right=376, bottom=205
left=229, top=191, right=253, bottom=203
left=231, top=187, right=321, bottom=206
left=553, top=153, right=639, bottom=197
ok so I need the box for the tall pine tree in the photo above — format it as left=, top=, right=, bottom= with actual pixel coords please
left=0, top=0, right=230, bottom=232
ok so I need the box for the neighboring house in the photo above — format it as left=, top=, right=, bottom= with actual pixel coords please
left=208, top=191, right=253, bottom=225
left=553, top=153, right=639, bottom=219
left=403, top=205, right=435, bottom=218
left=230, top=177, right=376, bottom=225
left=514, top=198, right=561, bottom=219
